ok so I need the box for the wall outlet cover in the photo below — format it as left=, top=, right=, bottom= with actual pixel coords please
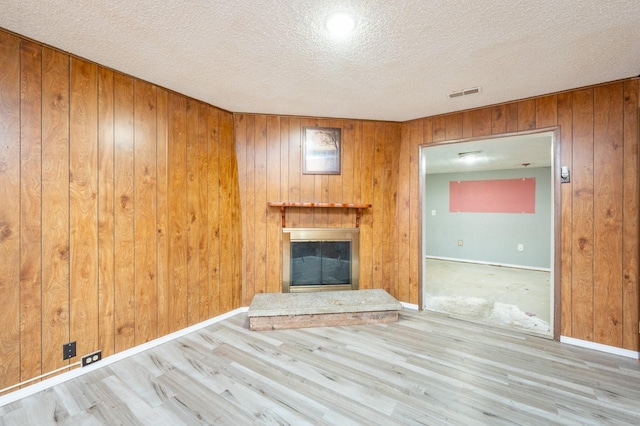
left=63, top=341, right=76, bottom=360
left=81, top=350, right=102, bottom=367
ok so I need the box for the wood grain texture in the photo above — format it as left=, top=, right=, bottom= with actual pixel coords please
left=557, top=92, right=573, bottom=338
left=19, top=40, right=43, bottom=382
left=491, top=105, right=507, bottom=134
left=622, top=79, right=639, bottom=351
left=155, top=88, right=170, bottom=336
left=0, top=29, right=242, bottom=395
left=220, top=111, right=241, bottom=310
left=535, top=94, right=558, bottom=128
left=186, top=99, right=200, bottom=326
left=114, top=72, right=135, bottom=352
left=0, top=31, right=21, bottom=392
left=397, top=80, right=639, bottom=348
left=570, top=89, right=595, bottom=341
left=69, top=57, right=99, bottom=359
left=397, top=122, right=411, bottom=304
left=207, top=106, right=221, bottom=315
left=134, top=80, right=158, bottom=342
left=40, top=47, right=70, bottom=375
left=470, top=108, right=491, bottom=137
left=97, top=67, right=116, bottom=359
left=408, top=119, right=423, bottom=306
left=593, top=83, right=624, bottom=347
left=266, top=116, right=282, bottom=294
left=4, top=311, right=640, bottom=425
left=517, top=99, right=536, bottom=130
left=167, top=93, right=188, bottom=333
left=197, top=103, right=209, bottom=321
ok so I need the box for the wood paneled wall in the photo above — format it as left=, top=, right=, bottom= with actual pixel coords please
left=234, top=116, right=404, bottom=305
left=0, top=30, right=242, bottom=393
left=234, top=79, right=639, bottom=353
left=401, top=80, right=639, bottom=351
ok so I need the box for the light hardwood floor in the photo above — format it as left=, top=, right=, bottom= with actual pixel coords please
left=1, top=309, right=639, bottom=425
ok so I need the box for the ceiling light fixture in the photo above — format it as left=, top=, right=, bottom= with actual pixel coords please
left=458, top=150, right=483, bottom=157
left=325, top=12, right=356, bottom=37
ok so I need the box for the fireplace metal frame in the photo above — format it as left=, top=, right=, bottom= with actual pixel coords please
left=282, top=227, right=360, bottom=293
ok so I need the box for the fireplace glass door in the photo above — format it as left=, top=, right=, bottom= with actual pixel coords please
left=283, top=228, right=359, bottom=293
left=291, top=241, right=351, bottom=286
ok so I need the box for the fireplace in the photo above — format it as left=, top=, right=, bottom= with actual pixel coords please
left=282, top=228, right=359, bottom=293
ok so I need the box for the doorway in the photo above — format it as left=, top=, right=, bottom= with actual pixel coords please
left=420, top=130, right=559, bottom=337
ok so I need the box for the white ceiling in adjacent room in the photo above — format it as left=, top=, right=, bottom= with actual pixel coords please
left=0, top=1, right=638, bottom=122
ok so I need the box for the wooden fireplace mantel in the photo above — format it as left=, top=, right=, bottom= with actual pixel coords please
left=268, top=202, right=372, bottom=228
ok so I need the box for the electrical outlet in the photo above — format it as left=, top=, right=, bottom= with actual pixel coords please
left=458, top=240, right=463, bottom=246
left=81, top=350, right=102, bottom=367
left=63, top=341, right=76, bottom=360
left=518, top=244, right=524, bottom=251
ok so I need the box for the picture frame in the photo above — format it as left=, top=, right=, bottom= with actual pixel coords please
left=302, top=126, right=341, bottom=175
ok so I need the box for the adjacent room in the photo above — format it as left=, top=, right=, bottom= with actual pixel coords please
left=1, top=0, right=639, bottom=423
left=422, top=133, right=554, bottom=336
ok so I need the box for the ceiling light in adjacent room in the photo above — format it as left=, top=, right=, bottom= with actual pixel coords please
left=325, top=12, right=356, bottom=37
left=458, top=150, right=483, bottom=164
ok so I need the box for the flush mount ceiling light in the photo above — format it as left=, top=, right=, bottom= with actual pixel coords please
left=325, top=12, right=356, bottom=37
left=458, top=150, right=483, bottom=157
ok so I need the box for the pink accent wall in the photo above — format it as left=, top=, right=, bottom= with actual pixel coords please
left=449, top=178, right=536, bottom=213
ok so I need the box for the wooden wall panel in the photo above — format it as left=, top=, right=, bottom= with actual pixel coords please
left=69, top=58, right=99, bottom=360
left=359, top=122, right=375, bottom=289
left=266, top=117, right=282, bottom=294
left=536, top=95, right=558, bottom=128
left=398, top=79, right=638, bottom=350
left=362, top=90, right=640, bottom=345
left=40, top=47, right=70, bottom=375
left=235, top=115, right=402, bottom=299
left=517, top=99, right=536, bottom=131
left=622, top=80, right=639, bottom=350
left=571, top=89, right=595, bottom=341
left=253, top=115, right=268, bottom=295
left=383, top=124, right=400, bottom=296
left=113, top=72, right=135, bottom=352
left=0, top=31, right=21, bottom=391
left=133, top=80, right=158, bottom=342
left=593, top=84, right=624, bottom=346
left=155, top=88, right=169, bottom=336
left=97, top=67, right=115, bottom=359
left=557, top=92, right=573, bottom=338
left=185, top=99, right=200, bottom=326
left=409, top=119, right=424, bottom=305
left=167, top=93, right=188, bottom=333
left=287, top=117, right=302, bottom=227
left=491, top=105, right=507, bottom=134
left=219, top=111, right=239, bottom=310
left=471, top=108, right=491, bottom=137
left=197, top=103, right=209, bottom=321
left=19, top=40, right=43, bottom=382
left=0, top=29, right=242, bottom=394
left=207, top=106, right=221, bottom=315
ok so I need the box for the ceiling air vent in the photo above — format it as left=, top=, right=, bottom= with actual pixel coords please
left=448, top=86, right=481, bottom=99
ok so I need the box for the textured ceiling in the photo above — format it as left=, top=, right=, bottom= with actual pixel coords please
left=0, top=0, right=638, bottom=122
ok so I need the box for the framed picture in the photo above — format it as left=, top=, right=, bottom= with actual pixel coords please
left=302, top=126, right=341, bottom=174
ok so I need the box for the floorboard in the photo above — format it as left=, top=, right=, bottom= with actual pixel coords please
left=2, top=309, right=639, bottom=425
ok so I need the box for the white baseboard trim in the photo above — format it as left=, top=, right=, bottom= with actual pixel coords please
left=0, top=307, right=249, bottom=407
left=425, top=255, right=551, bottom=272
left=560, top=335, right=639, bottom=360
left=400, top=302, right=419, bottom=310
